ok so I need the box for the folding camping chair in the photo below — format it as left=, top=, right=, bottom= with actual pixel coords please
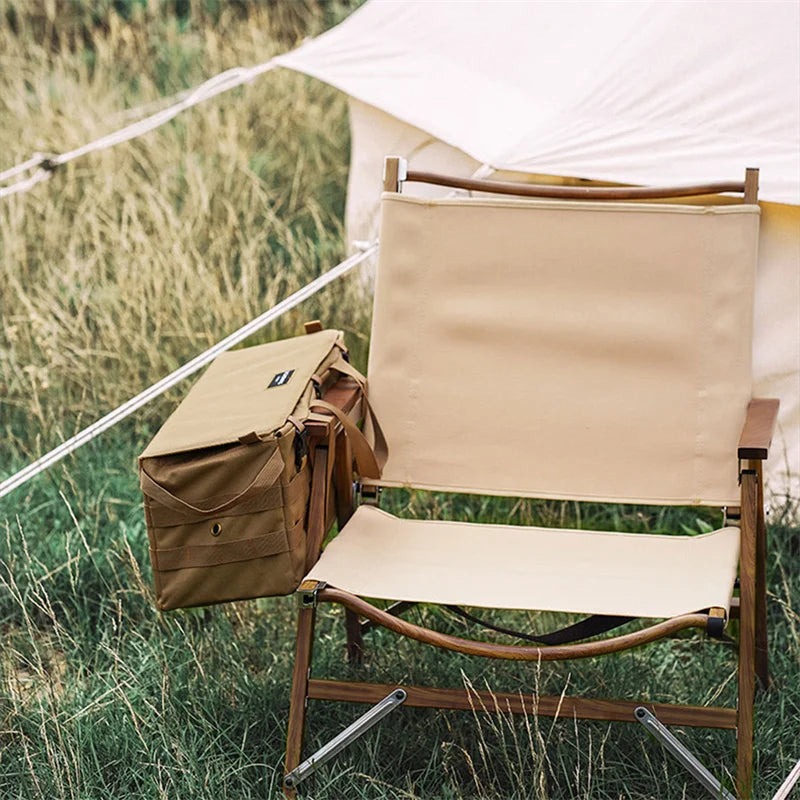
left=283, top=158, right=778, bottom=799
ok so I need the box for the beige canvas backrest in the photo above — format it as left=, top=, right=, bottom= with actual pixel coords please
left=366, top=193, right=760, bottom=506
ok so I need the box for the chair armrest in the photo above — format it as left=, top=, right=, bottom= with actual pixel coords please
left=305, top=377, right=363, bottom=439
left=738, top=398, right=780, bottom=460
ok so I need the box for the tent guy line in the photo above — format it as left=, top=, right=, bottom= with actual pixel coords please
left=0, top=58, right=278, bottom=200
left=0, top=148, right=493, bottom=501
left=0, top=242, right=378, bottom=501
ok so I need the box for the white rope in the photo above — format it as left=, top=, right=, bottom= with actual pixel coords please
left=772, top=757, right=800, bottom=800
left=0, top=241, right=378, bottom=501
left=0, top=168, right=53, bottom=199
left=0, top=59, right=278, bottom=201
left=0, top=155, right=47, bottom=183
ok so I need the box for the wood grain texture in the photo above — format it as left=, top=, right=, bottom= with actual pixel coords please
left=383, top=156, right=401, bottom=192
left=333, top=430, right=354, bottom=528
left=752, top=459, right=770, bottom=689
left=304, top=446, right=329, bottom=573
left=361, top=600, right=418, bottom=634
left=405, top=170, right=747, bottom=200
left=318, top=587, right=708, bottom=662
left=307, top=679, right=737, bottom=730
left=284, top=607, right=316, bottom=799
left=303, top=320, right=323, bottom=334
left=738, top=398, right=780, bottom=459
left=738, top=470, right=758, bottom=800
left=743, top=167, right=760, bottom=204
left=305, top=382, right=362, bottom=438
left=332, top=428, right=365, bottom=663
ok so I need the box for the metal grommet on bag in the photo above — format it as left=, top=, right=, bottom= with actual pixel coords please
left=211, top=522, right=222, bottom=536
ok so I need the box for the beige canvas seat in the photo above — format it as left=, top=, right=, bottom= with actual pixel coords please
left=283, top=160, right=779, bottom=799
left=308, top=505, right=741, bottom=619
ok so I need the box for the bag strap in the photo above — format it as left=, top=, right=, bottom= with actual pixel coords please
left=140, top=446, right=284, bottom=516
left=325, top=355, right=389, bottom=472
left=310, top=399, right=386, bottom=480
left=330, top=354, right=367, bottom=389
left=445, top=605, right=634, bottom=645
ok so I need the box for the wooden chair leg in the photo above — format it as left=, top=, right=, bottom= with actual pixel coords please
left=752, top=461, right=769, bottom=689
left=332, top=429, right=364, bottom=664
left=284, top=607, right=316, bottom=799
left=737, top=470, right=758, bottom=800
left=345, top=609, right=364, bottom=664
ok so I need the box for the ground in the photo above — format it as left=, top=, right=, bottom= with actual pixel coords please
left=1, top=3, right=797, bottom=798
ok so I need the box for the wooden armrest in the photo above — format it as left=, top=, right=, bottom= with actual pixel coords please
left=738, top=398, right=780, bottom=459
left=305, top=377, right=363, bottom=439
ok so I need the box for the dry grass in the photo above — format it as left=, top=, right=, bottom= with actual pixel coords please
left=1, top=0, right=359, bottom=460
left=0, top=3, right=798, bottom=799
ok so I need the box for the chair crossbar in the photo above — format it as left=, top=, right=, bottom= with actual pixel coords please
left=319, top=586, right=711, bottom=662
left=307, top=679, right=738, bottom=730
left=404, top=169, right=750, bottom=201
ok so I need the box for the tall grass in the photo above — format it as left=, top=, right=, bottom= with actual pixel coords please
left=1, top=3, right=798, bottom=798
left=0, top=0, right=363, bottom=462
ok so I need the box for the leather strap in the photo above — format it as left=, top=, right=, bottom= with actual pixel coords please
left=311, top=400, right=383, bottom=479
left=329, top=355, right=367, bottom=389
left=140, top=446, right=284, bottom=516
left=325, top=355, right=389, bottom=471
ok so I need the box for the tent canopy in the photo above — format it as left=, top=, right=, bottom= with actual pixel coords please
left=276, top=0, right=800, bottom=498
left=276, top=0, right=800, bottom=205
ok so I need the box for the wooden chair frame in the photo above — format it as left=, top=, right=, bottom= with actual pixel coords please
left=284, top=166, right=777, bottom=799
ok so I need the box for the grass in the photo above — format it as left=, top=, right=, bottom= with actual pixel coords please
left=1, top=3, right=798, bottom=798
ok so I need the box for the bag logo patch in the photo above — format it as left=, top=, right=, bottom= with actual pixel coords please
left=268, top=369, right=295, bottom=388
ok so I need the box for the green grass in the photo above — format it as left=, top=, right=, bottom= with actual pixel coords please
left=1, top=3, right=798, bottom=798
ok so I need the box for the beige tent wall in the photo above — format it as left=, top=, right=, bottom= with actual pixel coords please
left=346, top=99, right=799, bottom=502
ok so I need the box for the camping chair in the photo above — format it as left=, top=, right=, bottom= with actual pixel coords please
left=283, top=158, right=778, bottom=799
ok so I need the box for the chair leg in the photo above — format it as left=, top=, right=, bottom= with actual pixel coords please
left=753, top=461, right=769, bottom=689
left=332, top=430, right=364, bottom=666
left=285, top=607, right=316, bottom=800
left=345, top=609, right=364, bottom=664
left=737, top=470, right=758, bottom=800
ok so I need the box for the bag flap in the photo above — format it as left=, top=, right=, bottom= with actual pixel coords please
left=141, top=330, right=343, bottom=458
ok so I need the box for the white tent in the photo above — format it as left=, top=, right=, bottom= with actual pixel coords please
left=275, top=0, right=800, bottom=499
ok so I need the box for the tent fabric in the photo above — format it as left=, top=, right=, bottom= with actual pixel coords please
left=344, top=102, right=800, bottom=502
left=305, top=505, right=741, bottom=618
left=276, top=0, right=799, bottom=205
left=366, top=193, right=759, bottom=507
left=275, top=0, right=800, bottom=499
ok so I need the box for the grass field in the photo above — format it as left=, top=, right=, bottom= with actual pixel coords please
left=1, top=3, right=798, bottom=798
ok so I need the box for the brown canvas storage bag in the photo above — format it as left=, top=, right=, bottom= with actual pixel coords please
left=139, top=329, right=377, bottom=610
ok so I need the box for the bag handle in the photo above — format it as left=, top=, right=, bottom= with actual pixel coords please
left=310, top=399, right=387, bottom=480
left=140, top=446, right=284, bottom=516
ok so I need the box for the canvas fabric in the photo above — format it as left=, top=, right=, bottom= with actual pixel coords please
left=339, top=100, right=799, bottom=502
left=276, top=1, right=799, bottom=204
left=306, top=505, right=741, bottom=618
left=276, top=0, right=800, bottom=499
left=365, top=194, right=760, bottom=506
left=140, top=330, right=364, bottom=610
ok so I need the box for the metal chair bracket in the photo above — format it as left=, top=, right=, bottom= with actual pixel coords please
left=298, top=580, right=326, bottom=609
left=284, top=688, right=407, bottom=790
left=358, top=483, right=382, bottom=507
left=705, top=608, right=727, bottom=639
left=635, top=706, right=735, bottom=800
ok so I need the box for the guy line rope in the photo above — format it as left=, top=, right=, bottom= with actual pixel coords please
left=0, top=242, right=378, bottom=501
left=0, top=50, right=494, bottom=500
left=0, top=58, right=278, bottom=200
